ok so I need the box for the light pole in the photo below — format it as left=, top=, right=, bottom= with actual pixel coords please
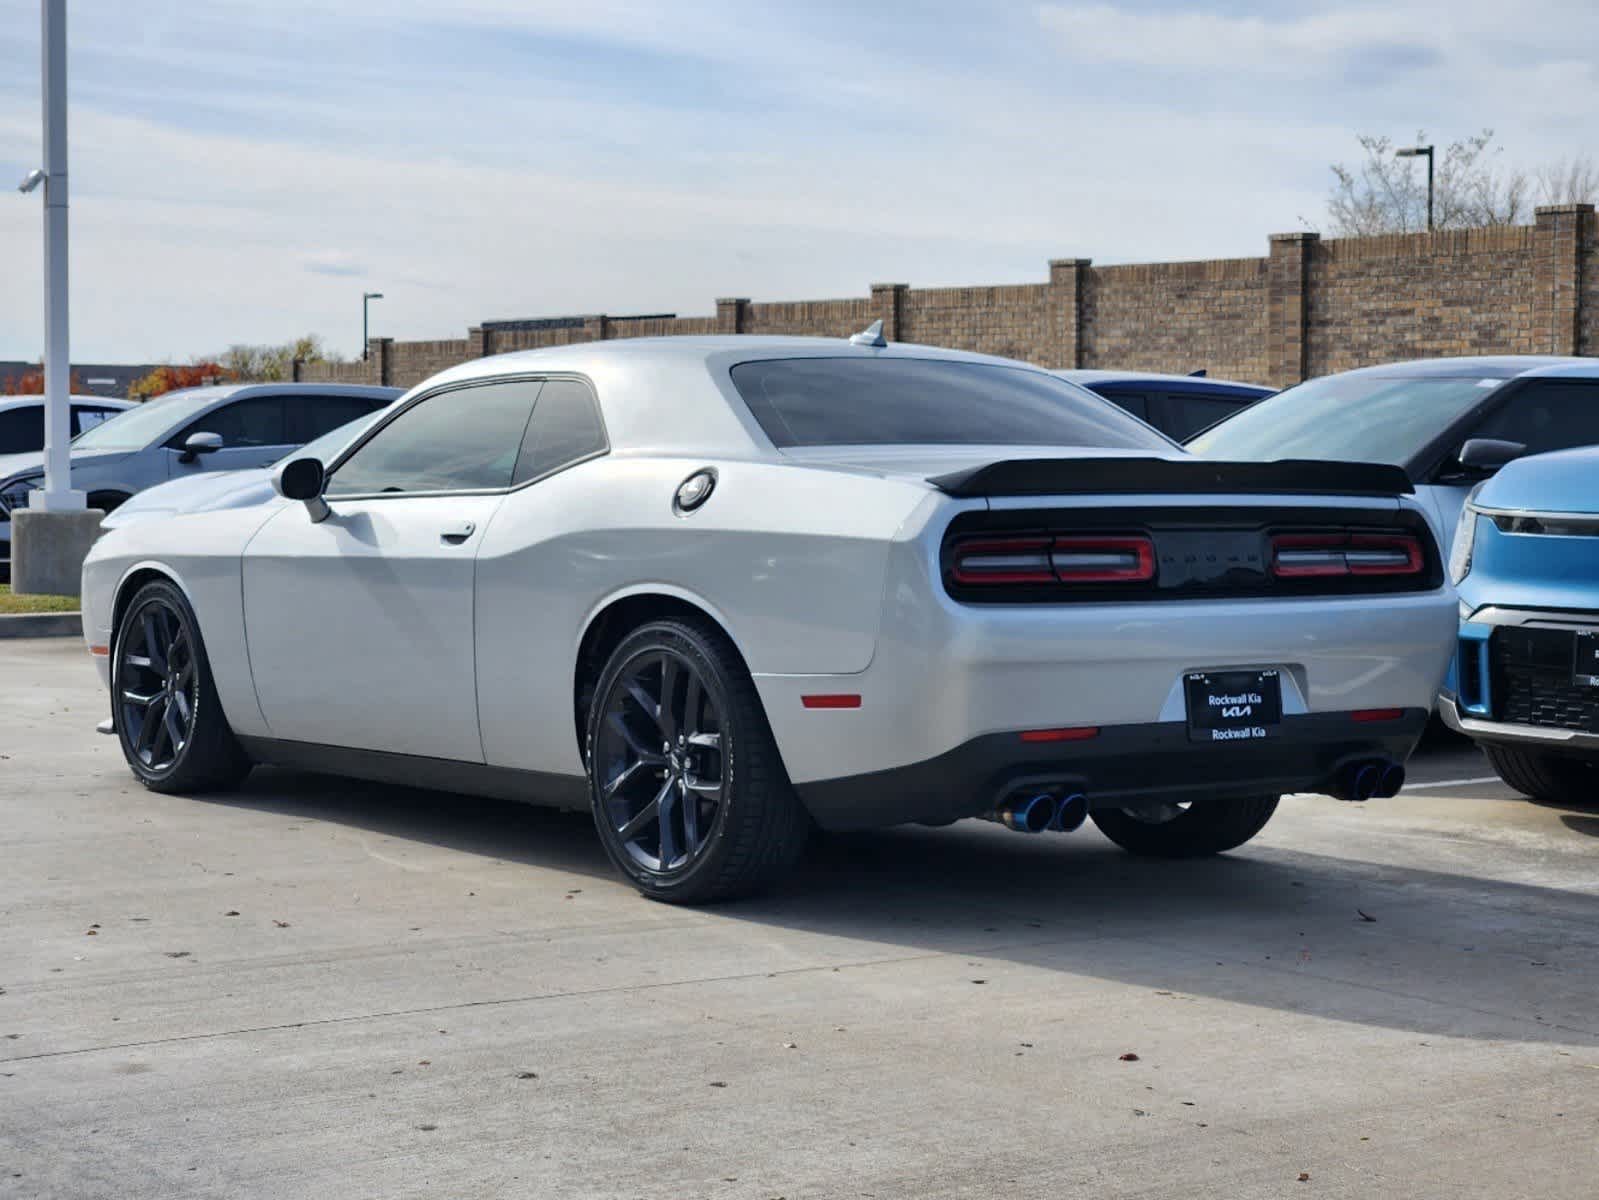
left=1396, top=144, right=1435, bottom=232
left=362, top=291, right=383, bottom=359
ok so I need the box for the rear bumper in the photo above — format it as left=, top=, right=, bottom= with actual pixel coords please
left=795, top=709, right=1429, bottom=830
left=1438, top=693, right=1599, bottom=753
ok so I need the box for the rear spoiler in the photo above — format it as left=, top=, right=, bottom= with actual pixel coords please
left=928, top=457, right=1414, bottom=499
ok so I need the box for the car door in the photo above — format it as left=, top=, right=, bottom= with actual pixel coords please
left=241, top=378, right=542, bottom=761
left=162, top=393, right=294, bottom=479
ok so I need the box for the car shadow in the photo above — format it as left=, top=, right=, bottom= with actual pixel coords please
left=208, top=765, right=1599, bottom=1049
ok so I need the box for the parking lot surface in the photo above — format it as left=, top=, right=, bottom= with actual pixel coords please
left=4, top=637, right=1598, bottom=1199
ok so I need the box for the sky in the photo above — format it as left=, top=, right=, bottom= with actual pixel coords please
left=1, top=0, right=1596, bottom=363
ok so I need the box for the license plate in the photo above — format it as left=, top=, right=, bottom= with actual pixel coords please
left=1574, top=632, right=1599, bottom=687
left=1185, top=669, right=1283, bottom=744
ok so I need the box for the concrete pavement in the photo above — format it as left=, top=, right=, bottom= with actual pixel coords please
left=3, top=637, right=1597, bottom=1199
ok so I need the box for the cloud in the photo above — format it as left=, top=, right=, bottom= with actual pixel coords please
left=302, top=251, right=369, bottom=279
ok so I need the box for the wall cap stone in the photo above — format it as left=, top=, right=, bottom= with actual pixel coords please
left=1535, top=203, right=1596, bottom=216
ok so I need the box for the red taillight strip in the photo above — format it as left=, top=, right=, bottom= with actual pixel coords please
left=1019, top=726, right=1100, bottom=743
left=1050, top=536, right=1155, bottom=582
left=1270, top=532, right=1423, bottom=579
left=950, top=537, right=1055, bottom=585
left=802, top=694, right=862, bottom=710
left=952, top=533, right=1155, bottom=586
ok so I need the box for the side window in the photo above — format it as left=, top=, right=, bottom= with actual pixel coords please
left=72, top=406, right=120, bottom=437
left=1097, top=389, right=1149, bottom=422
left=284, top=393, right=391, bottom=443
left=327, top=380, right=540, bottom=496
left=168, top=396, right=287, bottom=449
left=1471, top=382, right=1599, bottom=456
left=513, top=379, right=607, bottom=485
left=1163, top=393, right=1248, bottom=441
left=0, top=405, right=43, bottom=454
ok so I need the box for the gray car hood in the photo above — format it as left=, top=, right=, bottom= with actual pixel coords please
left=0, top=448, right=135, bottom=484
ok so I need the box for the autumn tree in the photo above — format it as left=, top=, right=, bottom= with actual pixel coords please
left=2, top=366, right=87, bottom=395
left=127, top=362, right=231, bottom=402
left=1325, top=130, right=1598, bottom=236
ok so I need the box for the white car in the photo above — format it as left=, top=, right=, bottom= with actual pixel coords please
left=0, top=393, right=131, bottom=454
left=81, top=333, right=1458, bottom=902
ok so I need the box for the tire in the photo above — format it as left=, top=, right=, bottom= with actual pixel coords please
left=111, top=579, right=251, bottom=794
left=1482, top=744, right=1598, bottom=804
left=584, top=617, right=809, bottom=903
left=1090, top=795, right=1280, bottom=858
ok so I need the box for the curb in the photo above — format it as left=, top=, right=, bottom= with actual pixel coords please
left=0, top=611, right=83, bottom=639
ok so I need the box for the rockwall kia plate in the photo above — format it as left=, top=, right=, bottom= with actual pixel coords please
left=1185, top=669, right=1282, bottom=744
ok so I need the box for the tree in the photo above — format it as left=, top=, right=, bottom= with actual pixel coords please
left=127, top=362, right=231, bottom=402
left=218, top=334, right=345, bottom=382
left=1325, top=130, right=1535, bottom=236
left=2, top=365, right=86, bottom=395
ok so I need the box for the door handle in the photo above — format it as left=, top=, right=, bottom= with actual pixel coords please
left=440, top=521, right=476, bottom=545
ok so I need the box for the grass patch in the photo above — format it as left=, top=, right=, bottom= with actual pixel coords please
left=0, top=583, right=79, bottom=614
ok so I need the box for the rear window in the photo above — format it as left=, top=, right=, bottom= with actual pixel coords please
left=728, top=358, right=1172, bottom=450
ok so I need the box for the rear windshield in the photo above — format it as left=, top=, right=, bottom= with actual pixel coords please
left=728, top=357, right=1171, bottom=450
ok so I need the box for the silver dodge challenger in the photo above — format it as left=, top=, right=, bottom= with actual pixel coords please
left=81, top=331, right=1458, bottom=902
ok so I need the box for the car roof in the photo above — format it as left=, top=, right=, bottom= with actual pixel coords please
left=1054, top=369, right=1272, bottom=393
left=0, top=394, right=133, bottom=410
left=148, top=382, right=403, bottom=404
left=1328, top=355, right=1599, bottom=381
left=412, top=335, right=1089, bottom=458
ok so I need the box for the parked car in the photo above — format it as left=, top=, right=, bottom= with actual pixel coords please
left=82, top=334, right=1456, bottom=902
left=99, top=408, right=391, bottom=533
left=1054, top=370, right=1271, bottom=441
left=0, top=394, right=132, bottom=454
left=1441, top=444, right=1599, bottom=800
left=0, top=383, right=401, bottom=566
left=1188, top=357, right=1599, bottom=552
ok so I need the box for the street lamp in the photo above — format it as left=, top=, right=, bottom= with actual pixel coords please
left=362, top=291, right=384, bottom=359
left=1396, top=144, right=1435, bottom=232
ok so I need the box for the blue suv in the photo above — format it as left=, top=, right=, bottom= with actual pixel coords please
left=1441, top=444, right=1599, bottom=800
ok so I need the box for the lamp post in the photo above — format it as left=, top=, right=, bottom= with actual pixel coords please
left=1396, top=144, right=1435, bottom=232
left=362, top=291, right=383, bottom=359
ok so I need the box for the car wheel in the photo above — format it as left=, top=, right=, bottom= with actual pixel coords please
left=1482, top=744, right=1597, bottom=804
left=112, top=579, right=251, bottom=794
left=1089, top=796, right=1280, bottom=857
left=585, top=617, right=809, bottom=903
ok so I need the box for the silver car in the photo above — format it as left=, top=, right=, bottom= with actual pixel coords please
left=0, top=382, right=400, bottom=565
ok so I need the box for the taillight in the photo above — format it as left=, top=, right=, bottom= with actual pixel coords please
left=951, top=533, right=1155, bottom=587
left=1270, top=532, right=1422, bottom=579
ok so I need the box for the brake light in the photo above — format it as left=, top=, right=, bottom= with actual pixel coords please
left=951, top=533, right=1155, bottom=587
left=1270, top=532, right=1422, bottom=579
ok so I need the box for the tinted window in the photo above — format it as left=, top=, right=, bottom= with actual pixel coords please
left=0, top=405, right=43, bottom=454
left=513, top=379, right=606, bottom=484
left=1470, top=382, right=1599, bottom=456
left=327, top=380, right=539, bottom=495
left=285, top=393, right=391, bottom=443
left=170, top=396, right=287, bottom=448
left=728, top=358, right=1170, bottom=450
left=1097, top=390, right=1149, bottom=421
left=1190, top=374, right=1499, bottom=466
left=1165, top=393, right=1248, bottom=441
left=72, top=388, right=223, bottom=451
left=72, top=406, right=122, bottom=437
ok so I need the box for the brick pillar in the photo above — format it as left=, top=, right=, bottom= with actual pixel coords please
left=1533, top=204, right=1592, bottom=355
left=1266, top=232, right=1317, bottom=387
left=582, top=315, right=610, bottom=342
left=715, top=298, right=749, bottom=335
left=869, top=283, right=908, bottom=341
left=468, top=326, right=489, bottom=358
left=1047, top=258, right=1089, bottom=369
left=372, top=337, right=393, bottom=387
left=289, top=357, right=303, bottom=382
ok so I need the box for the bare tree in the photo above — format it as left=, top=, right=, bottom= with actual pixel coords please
left=1325, top=130, right=1534, bottom=236
left=1535, top=156, right=1599, bottom=207
left=217, top=335, right=346, bottom=381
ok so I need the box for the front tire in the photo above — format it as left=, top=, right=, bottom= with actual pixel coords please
left=1482, top=744, right=1597, bottom=804
left=585, top=617, right=809, bottom=903
left=1090, top=796, right=1280, bottom=857
left=112, top=580, right=251, bottom=793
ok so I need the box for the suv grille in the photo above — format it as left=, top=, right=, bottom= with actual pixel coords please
left=1491, top=627, right=1599, bottom=733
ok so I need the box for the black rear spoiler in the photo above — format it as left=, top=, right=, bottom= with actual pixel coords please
left=929, top=457, right=1414, bottom=499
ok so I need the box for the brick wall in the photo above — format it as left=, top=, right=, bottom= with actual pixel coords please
left=297, top=204, right=1594, bottom=391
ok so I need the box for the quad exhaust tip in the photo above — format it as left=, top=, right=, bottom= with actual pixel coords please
left=984, top=790, right=1090, bottom=834
left=1330, top=759, right=1405, bottom=802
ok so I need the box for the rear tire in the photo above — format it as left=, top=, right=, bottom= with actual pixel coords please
left=112, top=579, right=251, bottom=794
left=1482, top=744, right=1597, bottom=804
left=1090, top=795, right=1280, bottom=857
left=585, top=617, right=809, bottom=903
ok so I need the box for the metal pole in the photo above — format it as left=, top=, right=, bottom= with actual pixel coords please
left=1426, top=147, right=1434, bottom=232
left=363, top=295, right=369, bottom=359
left=36, top=0, right=82, bottom=512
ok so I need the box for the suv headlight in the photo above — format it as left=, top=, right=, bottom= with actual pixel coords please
left=1448, top=485, right=1485, bottom=586
left=0, top=474, right=43, bottom=517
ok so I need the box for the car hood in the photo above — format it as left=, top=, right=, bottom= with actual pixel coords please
left=0, top=449, right=135, bottom=482
left=100, top=466, right=277, bottom=527
left=779, top=444, right=1186, bottom=481
left=1476, top=446, right=1599, bottom=516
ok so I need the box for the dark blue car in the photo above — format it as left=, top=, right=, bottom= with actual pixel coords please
left=1054, top=370, right=1272, bottom=442
left=1441, top=444, right=1599, bottom=800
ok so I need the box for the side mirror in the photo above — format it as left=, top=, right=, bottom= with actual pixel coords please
left=179, top=431, right=224, bottom=463
left=272, top=456, right=330, bottom=523
left=1457, top=437, right=1527, bottom=476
